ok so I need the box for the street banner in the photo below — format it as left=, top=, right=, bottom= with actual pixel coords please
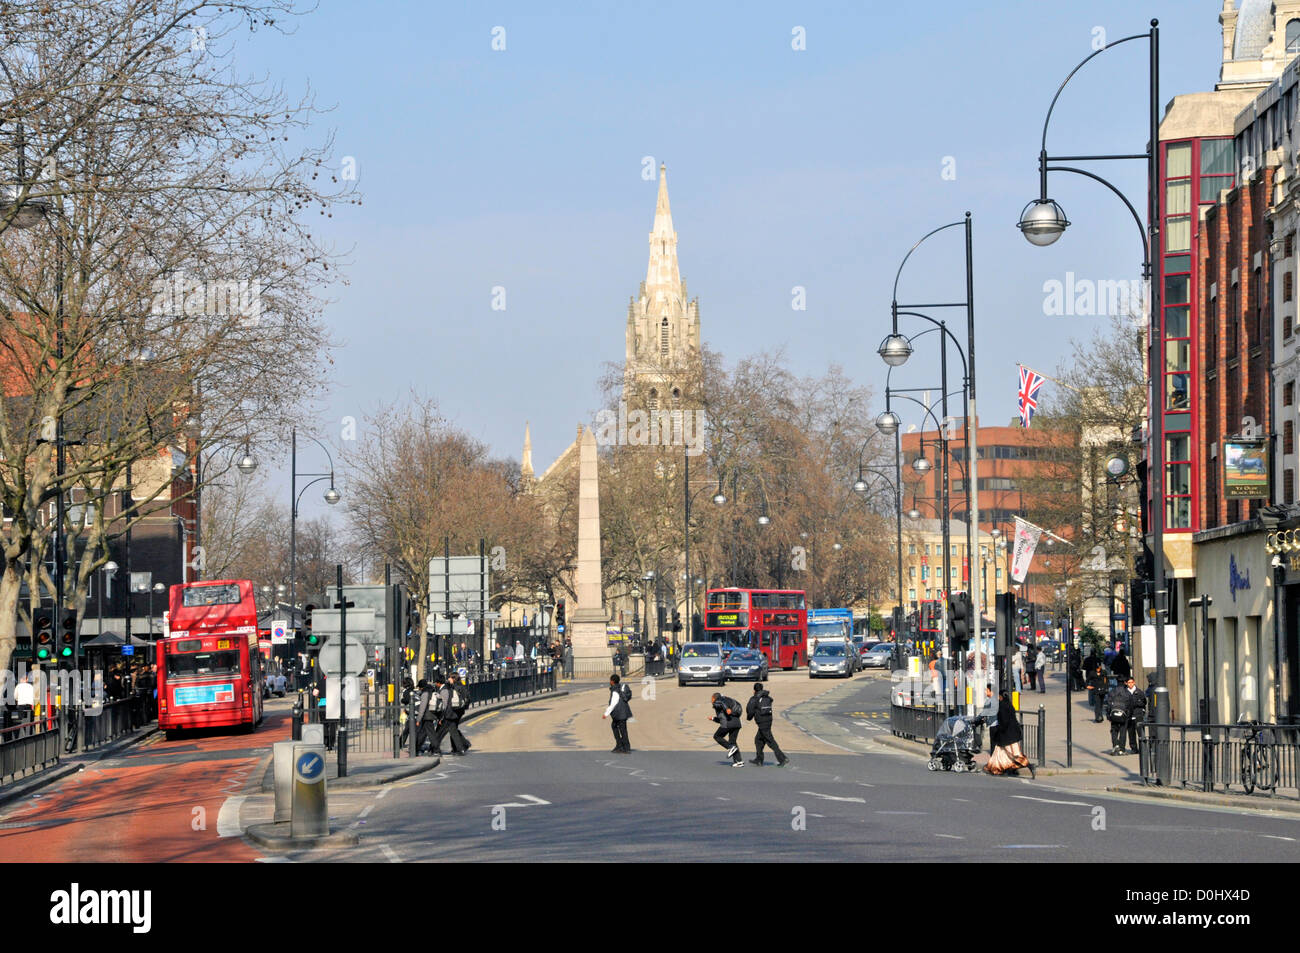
left=1010, top=517, right=1042, bottom=583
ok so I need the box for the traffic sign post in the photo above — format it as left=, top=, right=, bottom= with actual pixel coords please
left=290, top=744, right=327, bottom=837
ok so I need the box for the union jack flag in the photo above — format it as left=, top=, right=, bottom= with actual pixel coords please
left=1018, top=365, right=1045, bottom=428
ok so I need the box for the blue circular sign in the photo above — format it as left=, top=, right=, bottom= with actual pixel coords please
left=296, top=750, right=324, bottom=783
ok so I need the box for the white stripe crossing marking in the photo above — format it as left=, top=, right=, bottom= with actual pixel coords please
left=800, top=791, right=867, bottom=803
left=381, top=843, right=402, bottom=863
left=216, top=796, right=246, bottom=838
left=1011, top=795, right=1093, bottom=807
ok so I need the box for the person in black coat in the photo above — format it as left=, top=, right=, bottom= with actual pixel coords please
left=1110, top=648, right=1132, bottom=681
left=709, top=692, right=744, bottom=765
left=745, top=682, right=788, bottom=767
left=986, top=689, right=1035, bottom=778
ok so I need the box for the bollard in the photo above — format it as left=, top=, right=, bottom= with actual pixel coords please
left=291, top=692, right=303, bottom=741
left=290, top=743, right=328, bottom=837
left=1037, top=705, right=1046, bottom=767
left=273, top=741, right=296, bottom=823
left=1152, top=686, right=1171, bottom=786
left=302, top=723, right=324, bottom=746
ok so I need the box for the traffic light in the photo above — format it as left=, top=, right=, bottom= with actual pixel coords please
left=671, top=609, right=682, bottom=633
left=304, top=604, right=322, bottom=649
left=555, top=599, right=565, bottom=628
left=994, top=591, right=1016, bottom=657
left=59, top=611, right=77, bottom=659
left=947, top=592, right=972, bottom=652
left=32, top=609, right=53, bottom=663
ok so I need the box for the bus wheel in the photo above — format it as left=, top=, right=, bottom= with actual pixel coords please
left=165, top=730, right=181, bottom=741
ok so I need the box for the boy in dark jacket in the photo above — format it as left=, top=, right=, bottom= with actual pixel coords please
left=745, top=682, right=788, bottom=767
left=710, top=692, right=744, bottom=765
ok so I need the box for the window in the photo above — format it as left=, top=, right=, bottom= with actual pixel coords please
left=1289, top=233, right=1296, bottom=259
left=908, top=542, right=916, bottom=555
left=1286, top=381, right=1295, bottom=407
left=908, top=588, right=917, bottom=602
left=909, top=566, right=916, bottom=580
left=1286, top=272, right=1293, bottom=304
left=1286, top=421, right=1294, bottom=456
left=1288, top=18, right=1300, bottom=53
left=1287, top=470, right=1295, bottom=506
left=660, top=317, right=669, bottom=357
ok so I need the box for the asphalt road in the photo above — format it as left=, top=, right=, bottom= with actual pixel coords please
left=241, top=674, right=1300, bottom=863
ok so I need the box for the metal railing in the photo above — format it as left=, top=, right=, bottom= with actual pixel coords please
left=0, top=721, right=60, bottom=785
left=1137, top=722, right=1300, bottom=798
left=80, top=696, right=150, bottom=751
left=891, top=700, right=1046, bottom=766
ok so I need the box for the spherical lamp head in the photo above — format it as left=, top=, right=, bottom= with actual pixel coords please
left=877, top=334, right=912, bottom=367
left=1017, top=198, right=1069, bottom=246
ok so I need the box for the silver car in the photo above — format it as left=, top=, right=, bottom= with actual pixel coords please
left=862, top=644, right=894, bottom=669
left=678, top=642, right=727, bottom=686
left=808, top=643, right=851, bottom=678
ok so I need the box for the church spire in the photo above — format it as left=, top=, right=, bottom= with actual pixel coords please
left=645, top=163, right=681, bottom=293
left=521, top=422, right=534, bottom=489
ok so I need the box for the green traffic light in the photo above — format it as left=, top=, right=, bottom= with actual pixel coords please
left=36, top=648, right=50, bottom=661
left=60, top=646, right=73, bottom=658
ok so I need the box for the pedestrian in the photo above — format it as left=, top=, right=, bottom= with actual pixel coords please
left=709, top=691, right=745, bottom=766
left=563, top=639, right=574, bottom=678
left=1011, top=644, right=1025, bottom=693
left=1024, top=644, right=1038, bottom=692
left=984, top=688, right=1035, bottom=779
left=1086, top=659, right=1109, bottom=723
left=1110, top=646, right=1132, bottom=681
left=745, top=682, right=788, bottom=767
left=515, top=639, right=525, bottom=661
left=1068, top=645, right=1084, bottom=691
left=1036, top=644, right=1048, bottom=693
left=398, top=676, right=415, bottom=749
left=435, top=674, right=470, bottom=755
left=415, top=679, right=440, bottom=755
left=14, top=672, right=34, bottom=730
left=1106, top=675, right=1145, bottom=755
left=602, top=673, right=633, bottom=753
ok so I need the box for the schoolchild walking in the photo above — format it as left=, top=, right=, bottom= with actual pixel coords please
left=745, top=682, right=788, bottom=767
left=710, top=691, right=744, bottom=766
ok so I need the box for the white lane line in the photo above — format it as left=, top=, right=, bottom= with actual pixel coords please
left=380, top=843, right=402, bottom=863
left=359, top=804, right=375, bottom=818
left=376, top=787, right=391, bottom=799
left=800, top=791, right=867, bottom=803
left=487, top=794, right=551, bottom=809
left=807, top=732, right=857, bottom=752
left=1011, top=795, right=1093, bottom=807
left=216, top=795, right=245, bottom=838
left=875, top=810, right=928, bottom=815
left=997, top=844, right=1064, bottom=849
left=935, top=834, right=964, bottom=840
left=1261, top=834, right=1296, bottom=842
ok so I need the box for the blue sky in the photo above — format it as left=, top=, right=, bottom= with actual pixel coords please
left=238, top=0, right=1228, bottom=520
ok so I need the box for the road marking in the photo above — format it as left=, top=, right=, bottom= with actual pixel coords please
left=806, top=732, right=857, bottom=753
left=997, top=844, right=1064, bottom=849
left=1261, top=834, right=1296, bottom=842
left=376, top=787, right=391, bottom=799
left=875, top=810, right=928, bottom=815
left=935, top=833, right=964, bottom=840
left=359, top=804, right=375, bottom=818
left=1011, top=795, right=1093, bottom=807
left=513, top=718, right=527, bottom=725
left=800, top=791, right=867, bottom=803
left=216, top=795, right=245, bottom=838
left=488, top=794, right=551, bottom=809
left=256, top=856, right=292, bottom=863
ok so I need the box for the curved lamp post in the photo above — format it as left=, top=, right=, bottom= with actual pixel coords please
left=1019, top=19, right=1168, bottom=772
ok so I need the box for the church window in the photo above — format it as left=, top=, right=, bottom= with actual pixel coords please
left=648, top=388, right=659, bottom=411
left=661, top=317, right=669, bottom=357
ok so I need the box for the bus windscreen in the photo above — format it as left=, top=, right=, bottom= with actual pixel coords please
left=166, top=650, right=241, bottom=679
left=182, top=584, right=243, bottom=608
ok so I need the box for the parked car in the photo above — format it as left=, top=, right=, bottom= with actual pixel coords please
left=808, top=643, right=852, bottom=678
left=678, top=642, right=726, bottom=687
left=862, top=643, right=895, bottom=669
left=857, top=638, right=881, bottom=666
left=724, top=647, right=769, bottom=681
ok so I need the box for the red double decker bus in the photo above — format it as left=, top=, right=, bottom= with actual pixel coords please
left=704, top=588, right=808, bottom=670
left=158, top=580, right=264, bottom=738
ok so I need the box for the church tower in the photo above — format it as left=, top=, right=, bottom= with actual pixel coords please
left=624, top=164, right=701, bottom=409
left=520, top=421, right=535, bottom=492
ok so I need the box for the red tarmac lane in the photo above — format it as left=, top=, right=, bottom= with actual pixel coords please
left=0, top=710, right=286, bottom=863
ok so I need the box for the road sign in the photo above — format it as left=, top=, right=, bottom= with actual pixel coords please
left=318, top=635, right=366, bottom=677
left=271, top=620, right=289, bottom=644
left=325, top=674, right=361, bottom=720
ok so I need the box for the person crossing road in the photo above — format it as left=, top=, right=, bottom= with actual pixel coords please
left=710, top=692, right=745, bottom=766
left=745, top=682, right=788, bottom=767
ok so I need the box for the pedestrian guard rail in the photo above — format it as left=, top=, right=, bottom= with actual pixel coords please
left=1137, top=722, right=1300, bottom=799
left=81, top=695, right=150, bottom=751
left=0, top=721, right=59, bottom=786
left=891, top=700, right=1046, bottom=766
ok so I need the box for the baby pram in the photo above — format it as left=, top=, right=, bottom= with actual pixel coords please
left=927, top=714, right=984, bottom=772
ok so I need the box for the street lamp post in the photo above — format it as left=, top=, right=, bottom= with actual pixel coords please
left=290, top=427, right=341, bottom=620
left=99, top=561, right=118, bottom=640
left=682, top=446, right=726, bottom=653
left=1019, top=20, right=1166, bottom=777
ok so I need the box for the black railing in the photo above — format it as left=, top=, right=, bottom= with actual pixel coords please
left=1137, top=722, right=1300, bottom=798
left=1019, top=706, right=1046, bottom=767
left=80, top=696, right=150, bottom=751
left=0, top=721, right=60, bottom=785
left=891, top=700, right=1045, bottom=766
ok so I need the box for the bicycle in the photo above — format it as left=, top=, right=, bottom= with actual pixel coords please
left=1239, top=718, right=1277, bottom=796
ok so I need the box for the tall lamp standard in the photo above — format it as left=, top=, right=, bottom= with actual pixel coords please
left=1017, top=20, right=1167, bottom=775
left=880, top=211, right=981, bottom=709
left=98, top=561, right=118, bottom=640
left=289, top=427, right=341, bottom=619
left=682, top=445, right=726, bottom=653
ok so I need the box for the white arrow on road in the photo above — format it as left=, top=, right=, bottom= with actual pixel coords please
left=799, top=790, right=867, bottom=803
left=488, top=794, right=551, bottom=809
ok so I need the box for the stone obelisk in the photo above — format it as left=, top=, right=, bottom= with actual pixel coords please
left=568, top=426, right=610, bottom=676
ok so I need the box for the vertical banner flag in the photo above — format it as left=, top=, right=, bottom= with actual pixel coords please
left=1010, top=516, right=1042, bottom=583
left=1018, top=365, right=1046, bottom=428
